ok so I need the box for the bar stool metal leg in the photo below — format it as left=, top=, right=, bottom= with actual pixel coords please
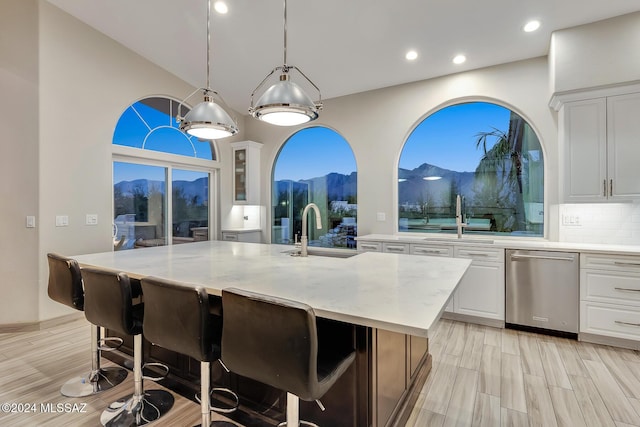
left=100, top=334, right=174, bottom=426
left=276, top=393, right=318, bottom=427
left=60, top=325, right=127, bottom=397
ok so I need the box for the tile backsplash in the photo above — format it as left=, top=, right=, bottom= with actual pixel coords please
left=559, top=203, right=640, bottom=245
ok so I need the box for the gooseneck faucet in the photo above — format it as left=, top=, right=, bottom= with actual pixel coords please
left=456, top=194, right=467, bottom=239
left=300, top=203, right=322, bottom=257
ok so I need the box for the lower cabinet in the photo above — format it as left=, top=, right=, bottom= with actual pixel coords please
left=221, top=229, right=262, bottom=243
left=580, top=253, right=640, bottom=345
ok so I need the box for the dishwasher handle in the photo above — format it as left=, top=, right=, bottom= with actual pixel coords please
left=509, top=253, right=576, bottom=262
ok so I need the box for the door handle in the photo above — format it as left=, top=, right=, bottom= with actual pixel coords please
left=510, top=254, right=575, bottom=262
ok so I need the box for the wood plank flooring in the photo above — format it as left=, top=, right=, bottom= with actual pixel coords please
left=407, top=319, right=640, bottom=427
left=3, top=317, right=640, bottom=426
left=0, top=317, right=239, bottom=426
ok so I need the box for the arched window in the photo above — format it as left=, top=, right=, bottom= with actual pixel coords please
left=398, top=102, right=544, bottom=237
left=112, top=96, right=216, bottom=250
left=272, top=127, right=357, bottom=249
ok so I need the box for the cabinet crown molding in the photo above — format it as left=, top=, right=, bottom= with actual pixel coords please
left=550, top=80, right=640, bottom=111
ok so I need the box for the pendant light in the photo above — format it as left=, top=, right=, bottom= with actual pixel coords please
left=177, top=0, right=238, bottom=139
left=249, top=0, right=322, bottom=126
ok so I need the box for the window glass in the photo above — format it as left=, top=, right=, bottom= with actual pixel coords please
left=113, top=162, right=167, bottom=250
left=172, top=169, right=209, bottom=244
left=398, top=102, right=544, bottom=237
left=272, top=127, right=357, bottom=249
left=113, top=96, right=215, bottom=160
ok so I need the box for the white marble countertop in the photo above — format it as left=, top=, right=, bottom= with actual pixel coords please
left=73, top=241, right=471, bottom=338
left=357, top=233, right=640, bottom=255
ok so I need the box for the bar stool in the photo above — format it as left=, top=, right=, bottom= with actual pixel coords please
left=140, top=276, right=239, bottom=427
left=221, top=288, right=356, bottom=427
left=82, top=267, right=174, bottom=426
left=46, top=253, right=127, bottom=397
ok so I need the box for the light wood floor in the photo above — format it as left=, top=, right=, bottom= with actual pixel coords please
left=407, top=319, right=640, bottom=427
left=0, top=317, right=239, bottom=426
left=3, top=317, right=640, bottom=426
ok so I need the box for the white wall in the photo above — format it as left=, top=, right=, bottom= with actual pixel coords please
left=560, top=203, right=640, bottom=245
left=244, top=57, right=559, bottom=242
left=36, top=2, right=245, bottom=321
left=0, top=0, right=40, bottom=324
left=550, top=12, right=640, bottom=94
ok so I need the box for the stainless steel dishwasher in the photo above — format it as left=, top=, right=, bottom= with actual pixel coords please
left=506, top=249, right=579, bottom=336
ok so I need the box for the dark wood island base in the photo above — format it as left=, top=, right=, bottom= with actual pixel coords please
left=105, top=325, right=431, bottom=427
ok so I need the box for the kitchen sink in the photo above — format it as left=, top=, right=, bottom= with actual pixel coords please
left=282, top=248, right=358, bottom=258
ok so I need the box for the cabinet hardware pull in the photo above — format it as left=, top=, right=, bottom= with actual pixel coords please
left=461, top=251, right=490, bottom=256
left=604, top=179, right=607, bottom=197
left=610, top=179, right=613, bottom=197
left=510, top=254, right=574, bottom=262
left=361, top=244, right=378, bottom=250
left=614, top=261, right=640, bottom=267
left=386, top=247, right=405, bottom=252
left=614, top=287, right=640, bottom=292
left=415, top=249, right=442, bottom=254
left=615, top=320, right=640, bottom=327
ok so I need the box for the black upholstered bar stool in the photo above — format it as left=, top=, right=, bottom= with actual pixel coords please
left=140, top=276, right=239, bottom=427
left=221, top=288, right=356, bottom=427
left=46, top=253, right=128, bottom=397
left=82, top=267, right=174, bottom=426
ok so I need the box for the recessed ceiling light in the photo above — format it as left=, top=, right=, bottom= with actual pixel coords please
left=405, top=50, right=418, bottom=61
left=452, top=54, right=466, bottom=65
left=523, top=20, right=540, bottom=32
left=214, top=1, right=228, bottom=14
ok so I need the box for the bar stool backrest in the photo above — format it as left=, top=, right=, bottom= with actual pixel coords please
left=82, top=267, right=141, bottom=336
left=47, top=253, right=84, bottom=311
left=141, top=277, right=218, bottom=362
left=222, top=288, right=319, bottom=401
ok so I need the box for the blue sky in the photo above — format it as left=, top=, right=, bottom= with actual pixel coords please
left=273, top=127, right=357, bottom=181
left=113, top=100, right=512, bottom=182
left=399, top=102, right=510, bottom=172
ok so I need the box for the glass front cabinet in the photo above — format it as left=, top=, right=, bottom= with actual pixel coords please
left=231, top=141, right=262, bottom=205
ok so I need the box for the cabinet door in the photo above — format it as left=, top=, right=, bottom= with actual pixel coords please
left=607, top=93, right=640, bottom=199
left=561, top=98, right=607, bottom=202
left=454, top=261, right=505, bottom=320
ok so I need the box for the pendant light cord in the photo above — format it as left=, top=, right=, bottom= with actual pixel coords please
left=206, top=0, right=211, bottom=90
left=283, top=0, right=288, bottom=68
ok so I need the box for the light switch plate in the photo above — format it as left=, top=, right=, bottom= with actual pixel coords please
left=86, top=214, right=98, bottom=225
left=377, top=212, right=386, bottom=221
left=55, top=215, right=69, bottom=227
left=26, top=216, right=36, bottom=228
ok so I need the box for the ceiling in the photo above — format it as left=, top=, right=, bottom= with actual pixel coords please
left=46, top=0, right=639, bottom=115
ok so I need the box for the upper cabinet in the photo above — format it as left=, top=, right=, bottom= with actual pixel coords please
left=231, top=141, right=262, bottom=205
left=556, top=89, right=640, bottom=202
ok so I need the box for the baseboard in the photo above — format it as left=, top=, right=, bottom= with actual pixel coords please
left=0, top=312, right=84, bottom=333
left=579, top=332, right=640, bottom=351
left=441, top=312, right=505, bottom=329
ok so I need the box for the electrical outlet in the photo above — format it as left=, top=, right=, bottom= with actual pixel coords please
left=562, top=214, right=581, bottom=226
left=377, top=212, right=386, bottom=221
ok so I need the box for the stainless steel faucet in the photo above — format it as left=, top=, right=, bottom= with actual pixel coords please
left=455, top=194, right=467, bottom=239
left=300, top=203, right=322, bottom=257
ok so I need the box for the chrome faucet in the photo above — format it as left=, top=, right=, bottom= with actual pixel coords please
left=455, top=194, right=467, bottom=239
left=300, top=203, right=322, bottom=257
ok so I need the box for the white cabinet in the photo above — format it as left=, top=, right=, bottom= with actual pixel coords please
left=357, top=241, right=382, bottom=252
left=580, top=253, right=640, bottom=343
left=453, top=246, right=505, bottom=321
left=221, top=229, right=262, bottom=243
left=231, top=141, right=262, bottom=205
left=559, top=92, right=640, bottom=202
left=356, top=238, right=505, bottom=323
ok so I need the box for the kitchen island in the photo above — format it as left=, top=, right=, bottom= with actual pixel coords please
left=74, top=241, right=470, bottom=426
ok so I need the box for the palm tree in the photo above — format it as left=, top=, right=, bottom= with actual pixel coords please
left=474, top=114, right=526, bottom=232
